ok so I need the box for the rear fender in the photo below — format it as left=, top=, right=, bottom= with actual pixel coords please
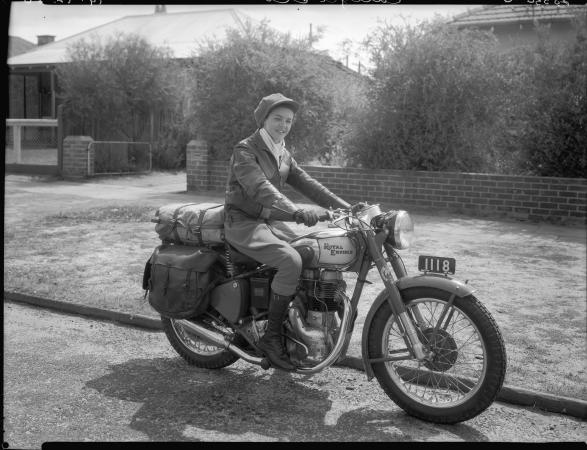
left=360, top=274, right=476, bottom=380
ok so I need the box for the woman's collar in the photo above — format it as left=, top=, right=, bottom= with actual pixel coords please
left=260, top=127, right=284, bottom=148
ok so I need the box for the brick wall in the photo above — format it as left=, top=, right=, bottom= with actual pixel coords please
left=186, top=140, right=587, bottom=224
left=62, top=136, right=93, bottom=179
left=186, top=140, right=209, bottom=191
left=299, top=166, right=587, bottom=224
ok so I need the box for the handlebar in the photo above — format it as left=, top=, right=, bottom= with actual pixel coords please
left=269, top=203, right=367, bottom=224
left=318, top=203, right=369, bottom=222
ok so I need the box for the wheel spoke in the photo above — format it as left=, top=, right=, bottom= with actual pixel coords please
left=381, top=297, right=488, bottom=408
left=173, top=319, right=224, bottom=355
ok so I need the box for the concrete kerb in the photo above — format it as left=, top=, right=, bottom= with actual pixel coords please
left=5, top=290, right=587, bottom=421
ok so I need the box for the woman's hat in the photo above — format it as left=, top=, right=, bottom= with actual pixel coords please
left=254, top=93, right=299, bottom=128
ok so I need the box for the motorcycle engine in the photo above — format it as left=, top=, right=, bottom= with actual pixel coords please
left=285, top=269, right=347, bottom=367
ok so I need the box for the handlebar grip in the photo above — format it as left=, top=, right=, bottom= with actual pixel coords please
left=318, top=213, right=331, bottom=222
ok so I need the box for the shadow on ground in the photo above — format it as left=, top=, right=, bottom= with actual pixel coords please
left=85, top=357, right=490, bottom=442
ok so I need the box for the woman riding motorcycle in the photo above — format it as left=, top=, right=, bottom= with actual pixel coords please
left=224, top=93, right=351, bottom=370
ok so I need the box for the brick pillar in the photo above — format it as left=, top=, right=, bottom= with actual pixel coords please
left=62, top=136, right=94, bottom=179
left=186, top=139, right=209, bottom=191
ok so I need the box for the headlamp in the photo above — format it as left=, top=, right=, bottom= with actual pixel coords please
left=376, top=210, right=414, bottom=250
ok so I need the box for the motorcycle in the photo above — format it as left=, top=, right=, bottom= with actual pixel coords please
left=144, top=203, right=507, bottom=424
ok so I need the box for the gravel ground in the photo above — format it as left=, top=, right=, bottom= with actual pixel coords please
left=4, top=172, right=587, bottom=446
left=4, top=302, right=587, bottom=447
left=4, top=172, right=586, bottom=399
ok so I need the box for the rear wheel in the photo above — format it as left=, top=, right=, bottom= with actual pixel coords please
left=367, top=287, right=506, bottom=424
left=162, top=315, right=239, bottom=369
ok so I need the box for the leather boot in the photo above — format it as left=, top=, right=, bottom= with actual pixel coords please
left=258, top=293, right=295, bottom=371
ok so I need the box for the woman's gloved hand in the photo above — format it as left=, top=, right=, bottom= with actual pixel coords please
left=351, top=202, right=368, bottom=215
left=294, top=209, right=320, bottom=227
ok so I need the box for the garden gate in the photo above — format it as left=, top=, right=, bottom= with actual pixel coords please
left=88, top=141, right=152, bottom=176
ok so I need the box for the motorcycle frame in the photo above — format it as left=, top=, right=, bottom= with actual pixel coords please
left=357, top=233, right=477, bottom=379
left=343, top=221, right=477, bottom=366
left=277, top=219, right=434, bottom=368
left=330, top=218, right=428, bottom=362
left=176, top=213, right=476, bottom=375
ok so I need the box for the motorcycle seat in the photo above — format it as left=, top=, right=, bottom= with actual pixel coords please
left=215, top=244, right=260, bottom=269
left=220, top=244, right=314, bottom=270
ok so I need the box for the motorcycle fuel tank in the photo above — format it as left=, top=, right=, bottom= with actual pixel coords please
left=292, top=229, right=358, bottom=269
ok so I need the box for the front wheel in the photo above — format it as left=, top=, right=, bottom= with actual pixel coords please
left=367, top=287, right=506, bottom=424
left=161, top=315, right=239, bottom=369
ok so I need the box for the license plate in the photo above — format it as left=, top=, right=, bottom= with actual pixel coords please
left=418, top=255, right=456, bottom=275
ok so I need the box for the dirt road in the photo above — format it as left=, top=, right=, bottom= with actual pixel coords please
left=4, top=302, right=586, bottom=446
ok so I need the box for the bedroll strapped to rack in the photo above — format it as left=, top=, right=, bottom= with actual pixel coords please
left=152, top=202, right=225, bottom=246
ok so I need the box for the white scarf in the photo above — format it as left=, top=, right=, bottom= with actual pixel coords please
left=260, top=127, right=288, bottom=178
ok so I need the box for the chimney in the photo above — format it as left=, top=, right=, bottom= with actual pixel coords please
left=37, top=35, right=55, bottom=46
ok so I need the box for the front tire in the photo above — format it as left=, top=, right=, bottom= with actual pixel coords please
left=161, top=316, right=239, bottom=369
left=367, top=287, right=506, bottom=424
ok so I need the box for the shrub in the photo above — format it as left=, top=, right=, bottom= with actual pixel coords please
left=57, top=33, right=185, bottom=169
left=517, top=23, right=587, bottom=178
left=347, top=20, right=519, bottom=173
left=187, top=20, right=367, bottom=163
left=151, top=111, right=191, bottom=170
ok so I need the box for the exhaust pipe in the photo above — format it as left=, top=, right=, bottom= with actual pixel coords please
left=289, top=294, right=352, bottom=374
left=175, top=294, right=351, bottom=374
left=175, top=319, right=267, bottom=367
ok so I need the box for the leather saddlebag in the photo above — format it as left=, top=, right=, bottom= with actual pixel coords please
left=152, top=203, right=225, bottom=246
left=144, top=244, right=218, bottom=319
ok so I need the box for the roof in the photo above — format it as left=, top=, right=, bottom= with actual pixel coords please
left=7, top=8, right=255, bottom=67
left=8, top=36, right=36, bottom=58
left=450, top=4, right=587, bottom=27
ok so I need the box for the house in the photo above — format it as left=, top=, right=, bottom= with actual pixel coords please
left=8, top=5, right=365, bottom=129
left=7, top=7, right=259, bottom=120
left=449, top=4, right=587, bottom=49
left=7, top=4, right=366, bottom=172
left=8, top=35, right=59, bottom=120
left=8, top=35, right=37, bottom=58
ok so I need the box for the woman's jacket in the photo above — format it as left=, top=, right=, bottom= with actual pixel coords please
left=225, top=130, right=349, bottom=221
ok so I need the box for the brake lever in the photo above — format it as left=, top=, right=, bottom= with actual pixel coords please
left=318, top=209, right=344, bottom=222
left=318, top=214, right=331, bottom=222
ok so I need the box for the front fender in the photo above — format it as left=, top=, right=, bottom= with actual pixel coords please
left=395, top=273, right=475, bottom=297
left=360, top=274, right=476, bottom=380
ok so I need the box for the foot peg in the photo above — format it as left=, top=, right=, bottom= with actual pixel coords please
left=260, top=358, right=271, bottom=370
